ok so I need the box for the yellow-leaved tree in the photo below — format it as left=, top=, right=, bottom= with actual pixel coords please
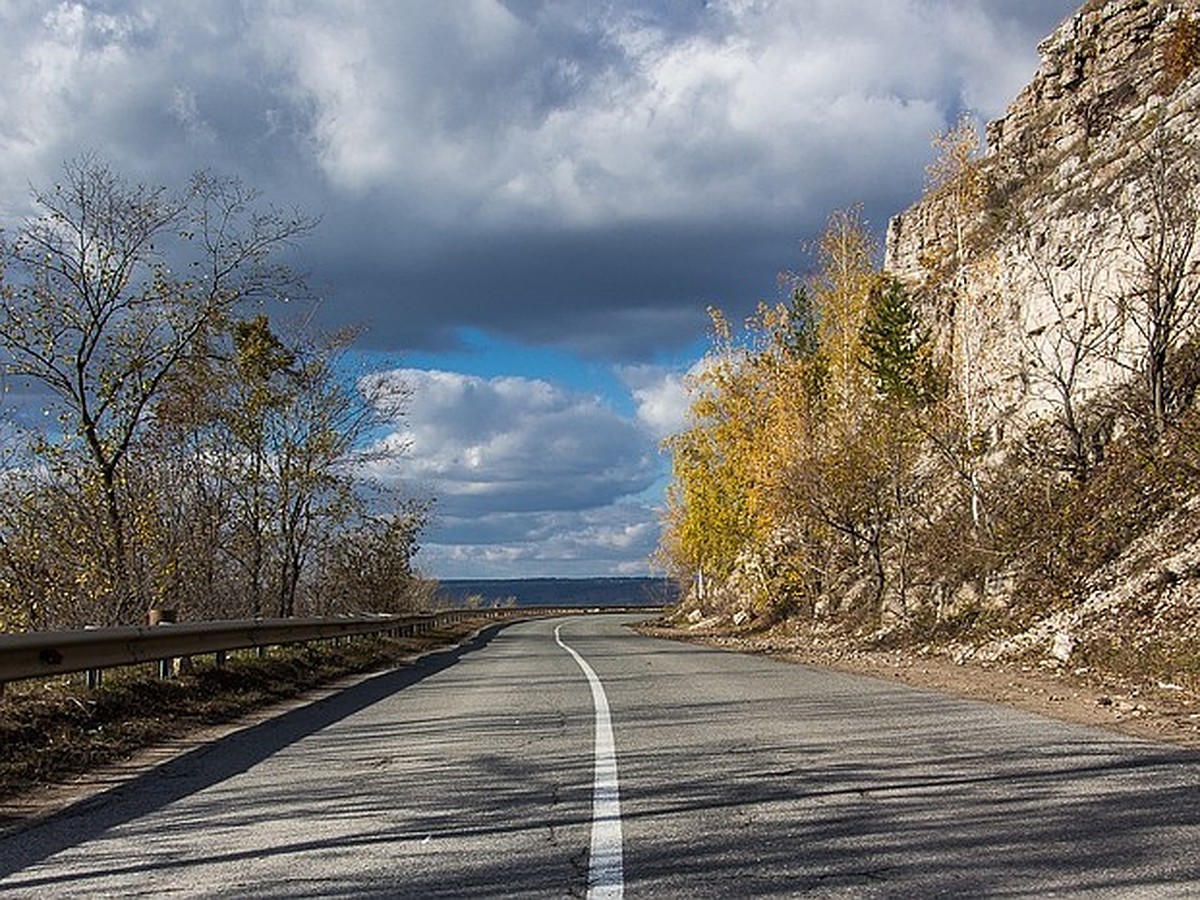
left=662, top=309, right=772, bottom=607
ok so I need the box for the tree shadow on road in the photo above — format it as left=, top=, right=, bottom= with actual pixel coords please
left=0, top=623, right=509, bottom=880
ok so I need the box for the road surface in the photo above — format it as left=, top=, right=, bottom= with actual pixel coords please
left=2, top=614, right=1199, bottom=897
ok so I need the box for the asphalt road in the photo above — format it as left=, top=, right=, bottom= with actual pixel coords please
left=2, top=615, right=1199, bottom=897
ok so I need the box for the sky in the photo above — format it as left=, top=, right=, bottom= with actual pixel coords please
left=0, top=0, right=1082, bottom=579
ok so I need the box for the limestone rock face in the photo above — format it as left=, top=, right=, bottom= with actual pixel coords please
left=885, top=0, right=1200, bottom=440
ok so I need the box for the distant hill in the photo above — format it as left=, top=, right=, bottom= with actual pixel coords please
left=435, top=577, right=677, bottom=609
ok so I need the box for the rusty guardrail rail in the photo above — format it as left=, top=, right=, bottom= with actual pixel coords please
left=0, top=605, right=661, bottom=688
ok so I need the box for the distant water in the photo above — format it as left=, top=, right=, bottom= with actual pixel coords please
left=436, top=576, right=677, bottom=608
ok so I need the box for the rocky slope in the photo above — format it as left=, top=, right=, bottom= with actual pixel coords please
left=878, top=0, right=1200, bottom=672
left=672, top=1, right=1200, bottom=684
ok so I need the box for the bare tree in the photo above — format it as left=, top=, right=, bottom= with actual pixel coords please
left=1017, top=221, right=1119, bottom=479
left=1117, top=121, right=1200, bottom=441
left=925, top=114, right=991, bottom=530
left=0, top=156, right=315, bottom=623
left=272, top=330, right=410, bottom=618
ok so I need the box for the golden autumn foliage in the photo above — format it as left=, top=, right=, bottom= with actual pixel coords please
left=660, top=206, right=943, bottom=623
left=660, top=102, right=1200, bottom=690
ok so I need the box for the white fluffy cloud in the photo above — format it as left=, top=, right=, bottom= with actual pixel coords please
left=370, top=368, right=657, bottom=510
left=359, top=368, right=663, bottom=575
left=618, top=361, right=711, bottom=441
left=420, top=505, right=662, bottom=578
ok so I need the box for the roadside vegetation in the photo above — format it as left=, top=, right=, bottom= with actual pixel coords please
left=0, top=157, right=430, bottom=632
left=657, top=107, right=1200, bottom=692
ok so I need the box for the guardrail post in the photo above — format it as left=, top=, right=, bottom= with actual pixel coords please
left=86, top=668, right=103, bottom=689
left=149, top=608, right=178, bottom=679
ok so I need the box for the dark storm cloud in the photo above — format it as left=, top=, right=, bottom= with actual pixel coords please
left=305, top=215, right=811, bottom=358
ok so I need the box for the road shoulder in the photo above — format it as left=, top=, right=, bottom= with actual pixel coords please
left=639, top=624, right=1200, bottom=751
left=0, top=621, right=510, bottom=837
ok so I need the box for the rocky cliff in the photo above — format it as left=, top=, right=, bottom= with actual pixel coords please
left=886, top=0, right=1200, bottom=441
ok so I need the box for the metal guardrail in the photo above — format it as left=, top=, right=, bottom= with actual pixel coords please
left=0, top=605, right=661, bottom=688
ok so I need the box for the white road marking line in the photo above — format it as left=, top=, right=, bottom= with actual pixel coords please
left=555, top=624, right=624, bottom=900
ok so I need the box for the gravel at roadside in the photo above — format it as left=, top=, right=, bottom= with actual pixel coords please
left=640, top=624, right=1200, bottom=751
